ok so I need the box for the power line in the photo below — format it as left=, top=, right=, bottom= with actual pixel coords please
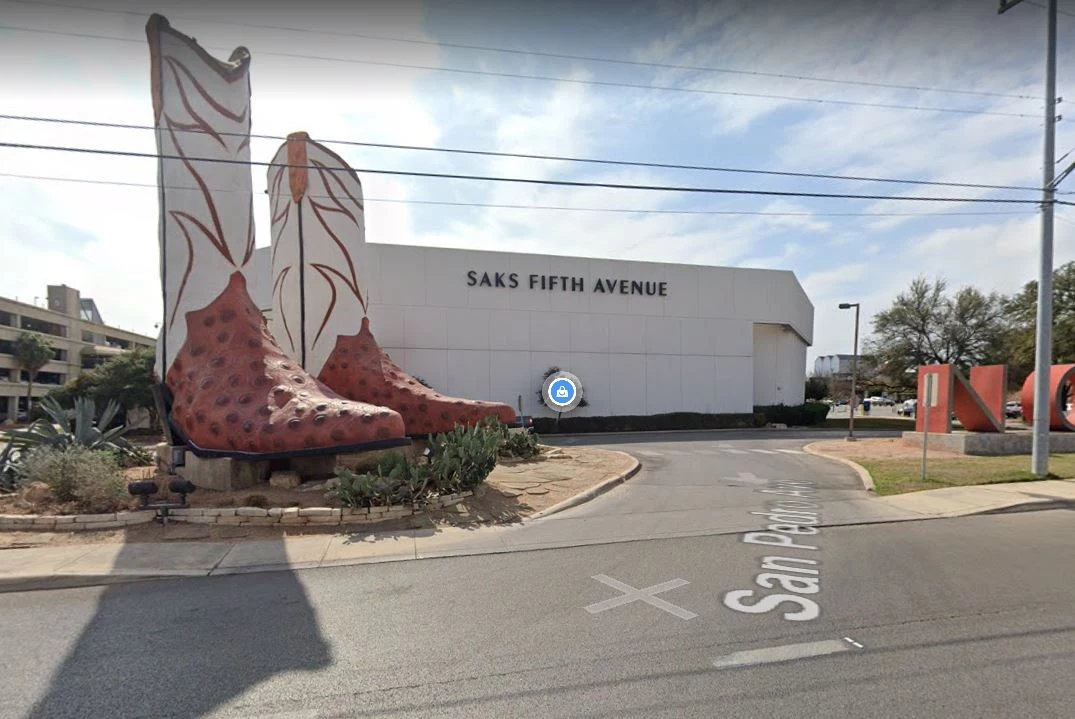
left=0, top=171, right=1042, bottom=218
left=1027, top=0, right=1075, bottom=17
left=0, top=24, right=1042, bottom=120
left=0, top=114, right=1053, bottom=194
left=0, top=0, right=1041, bottom=102
left=0, top=140, right=1064, bottom=204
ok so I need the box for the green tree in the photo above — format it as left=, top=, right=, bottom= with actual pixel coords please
left=865, top=277, right=1007, bottom=392
left=13, top=331, right=54, bottom=415
left=1002, top=260, right=1075, bottom=385
left=804, top=375, right=828, bottom=401
left=45, top=347, right=158, bottom=429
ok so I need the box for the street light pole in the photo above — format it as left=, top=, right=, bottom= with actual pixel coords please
left=839, top=302, right=860, bottom=442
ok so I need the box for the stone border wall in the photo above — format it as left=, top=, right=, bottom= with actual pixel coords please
left=0, top=492, right=472, bottom=532
left=901, top=430, right=1075, bottom=456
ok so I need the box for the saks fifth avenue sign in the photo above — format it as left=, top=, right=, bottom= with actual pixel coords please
left=466, top=270, right=668, bottom=297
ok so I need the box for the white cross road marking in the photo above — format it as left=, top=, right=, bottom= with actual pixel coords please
left=584, top=574, right=698, bottom=620
left=712, top=639, right=860, bottom=669
left=723, top=471, right=769, bottom=485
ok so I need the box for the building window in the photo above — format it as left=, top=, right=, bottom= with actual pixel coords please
left=0, top=339, right=12, bottom=356
left=20, top=317, right=66, bottom=338
left=0, top=310, right=14, bottom=327
left=19, top=370, right=65, bottom=385
left=104, top=335, right=131, bottom=350
left=82, top=330, right=94, bottom=343
left=82, top=356, right=110, bottom=370
left=52, top=348, right=68, bottom=362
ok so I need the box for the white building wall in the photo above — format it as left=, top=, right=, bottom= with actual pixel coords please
left=753, top=324, right=808, bottom=406
left=251, top=242, right=813, bottom=418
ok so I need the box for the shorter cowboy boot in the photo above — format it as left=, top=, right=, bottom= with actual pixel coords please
left=166, top=273, right=407, bottom=457
left=318, top=317, right=517, bottom=436
left=266, top=131, right=516, bottom=436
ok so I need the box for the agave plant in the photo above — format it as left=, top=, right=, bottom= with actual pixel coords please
left=0, top=396, right=140, bottom=491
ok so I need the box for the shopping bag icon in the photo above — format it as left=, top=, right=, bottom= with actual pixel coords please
left=555, top=386, right=569, bottom=399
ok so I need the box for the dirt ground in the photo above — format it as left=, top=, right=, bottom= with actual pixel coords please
left=810, top=438, right=965, bottom=461
left=0, top=446, right=636, bottom=548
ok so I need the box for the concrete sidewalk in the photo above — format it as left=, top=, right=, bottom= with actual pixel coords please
left=1, top=478, right=1072, bottom=593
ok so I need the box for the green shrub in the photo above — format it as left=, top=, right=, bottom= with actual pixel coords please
left=754, top=402, right=830, bottom=427
left=475, top=417, right=541, bottom=459
left=105, top=444, right=156, bottom=469
left=0, top=397, right=152, bottom=492
left=331, top=452, right=431, bottom=509
left=427, top=422, right=501, bottom=493
left=332, top=421, right=504, bottom=507
left=532, top=412, right=756, bottom=434
left=500, top=428, right=540, bottom=459
left=16, top=445, right=126, bottom=512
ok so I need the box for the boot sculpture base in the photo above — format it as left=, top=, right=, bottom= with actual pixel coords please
left=166, top=273, right=409, bottom=459
left=318, top=317, right=517, bottom=436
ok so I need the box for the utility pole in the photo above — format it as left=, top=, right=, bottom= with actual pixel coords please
left=999, top=0, right=1058, bottom=476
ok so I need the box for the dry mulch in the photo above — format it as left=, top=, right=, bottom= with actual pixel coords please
left=0, top=445, right=636, bottom=546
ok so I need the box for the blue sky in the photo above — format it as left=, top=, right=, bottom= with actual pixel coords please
left=2, top=0, right=1075, bottom=366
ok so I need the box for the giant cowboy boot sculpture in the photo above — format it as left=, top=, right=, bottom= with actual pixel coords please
left=268, top=132, right=517, bottom=436
left=147, top=17, right=406, bottom=457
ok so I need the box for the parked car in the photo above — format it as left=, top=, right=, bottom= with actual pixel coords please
left=1005, top=401, right=1022, bottom=419
left=899, top=399, right=916, bottom=417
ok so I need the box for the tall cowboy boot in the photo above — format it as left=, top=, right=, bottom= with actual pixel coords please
left=147, top=16, right=406, bottom=457
left=268, top=132, right=517, bottom=436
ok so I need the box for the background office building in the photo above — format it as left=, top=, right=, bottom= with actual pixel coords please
left=0, top=285, right=156, bottom=422
left=812, top=354, right=858, bottom=378
left=251, top=244, right=815, bottom=419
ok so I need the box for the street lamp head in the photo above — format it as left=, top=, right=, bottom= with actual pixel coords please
left=838, top=303, right=857, bottom=310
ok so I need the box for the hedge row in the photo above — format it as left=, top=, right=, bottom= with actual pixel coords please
left=532, top=403, right=829, bottom=434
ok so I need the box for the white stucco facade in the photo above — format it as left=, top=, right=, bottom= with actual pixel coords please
left=250, top=243, right=813, bottom=419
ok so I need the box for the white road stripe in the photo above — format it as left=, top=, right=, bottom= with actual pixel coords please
left=775, top=449, right=806, bottom=455
left=750, top=449, right=778, bottom=455
left=843, top=636, right=864, bottom=649
left=722, top=448, right=748, bottom=455
left=712, top=639, right=854, bottom=669
left=636, top=450, right=662, bottom=457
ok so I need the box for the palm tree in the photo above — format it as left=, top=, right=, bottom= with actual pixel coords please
left=14, top=331, right=55, bottom=416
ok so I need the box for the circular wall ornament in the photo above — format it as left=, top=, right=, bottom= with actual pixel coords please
left=542, top=370, right=584, bottom=412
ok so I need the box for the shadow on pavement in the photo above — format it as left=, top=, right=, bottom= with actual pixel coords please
left=27, top=535, right=331, bottom=718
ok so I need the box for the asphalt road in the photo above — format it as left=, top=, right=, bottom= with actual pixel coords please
left=507, top=429, right=912, bottom=549
left=0, top=510, right=1071, bottom=718
left=1, top=429, right=1071, bottom=718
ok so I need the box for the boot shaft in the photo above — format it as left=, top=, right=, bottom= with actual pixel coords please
left=147, top=14, right=255, bottom=375
left=268, top=133, right=371, bottom=377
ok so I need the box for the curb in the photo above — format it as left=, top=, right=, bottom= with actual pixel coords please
left=802, top=442, right=876, bottom=492
left=972, top=498, right=1075, bottom=515
left=0, top=573, right=188, bottom=593
left=528, top=453, right=642, bottom=519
